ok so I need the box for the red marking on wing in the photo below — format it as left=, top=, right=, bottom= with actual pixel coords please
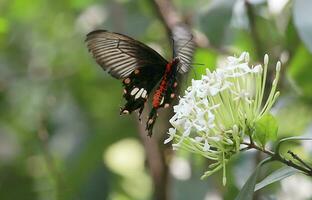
left=152, top=62, right=173, bottom=108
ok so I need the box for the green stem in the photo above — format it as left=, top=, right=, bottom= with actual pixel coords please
left=241, top=142, right=312, bottom=176
left=288, top=150, right=312, bottom=171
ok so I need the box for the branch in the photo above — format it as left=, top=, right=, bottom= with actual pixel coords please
left=150, top=0, right=230, bottom=55
left=245, top=0, right=264, bottom=59
left=288, top=150, right=312, bottom=171
left=241, top=142, right=312, bottom=176
left=150, top=0, right=182, bottom=35
left=135, top=115, right=169, bottom=200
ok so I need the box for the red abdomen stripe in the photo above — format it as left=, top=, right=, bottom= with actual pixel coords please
left=152, top=62, right=172, bottom=108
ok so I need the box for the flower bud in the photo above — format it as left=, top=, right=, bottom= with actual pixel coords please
left=276, top=61, right=281, bottom=72
left=264, top=54, right=269, bottom=65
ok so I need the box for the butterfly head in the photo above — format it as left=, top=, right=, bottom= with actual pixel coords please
left=172, top=57, right=180, bottom=65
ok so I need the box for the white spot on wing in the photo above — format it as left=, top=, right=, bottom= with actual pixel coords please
left=130, top=88, right=139, bottom=96
left=135, top=88, right=144, bottom=99
left=142, top=90, right=147, bottom=98
left=160, top=97, right=164, bottom=105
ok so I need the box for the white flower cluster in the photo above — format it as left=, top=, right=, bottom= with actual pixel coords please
left=166, top=52, right=281, bottom=183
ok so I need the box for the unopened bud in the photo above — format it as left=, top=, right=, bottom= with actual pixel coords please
left=276, top=61, right=281, bottom=72
left=264, top=54, right=269, bottom=65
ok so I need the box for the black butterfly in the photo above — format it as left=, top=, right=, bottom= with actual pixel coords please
left=85, top=25, right=194, bottom=136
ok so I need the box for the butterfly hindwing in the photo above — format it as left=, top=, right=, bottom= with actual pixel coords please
left=121, top=66, right=165, bottom=117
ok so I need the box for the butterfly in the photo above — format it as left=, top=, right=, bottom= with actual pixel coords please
left=85, top=25, right=195, bottom=136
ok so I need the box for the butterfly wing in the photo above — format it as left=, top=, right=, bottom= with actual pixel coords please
left=172, top=24, right=195, bottom=73
left=86, top=30, right=168, bottom=119
left=121, top=65, right=165, bottom=116
left=86, top=30, right=168, bottom=79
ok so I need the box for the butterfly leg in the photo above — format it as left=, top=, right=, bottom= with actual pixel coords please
left=146, top=108, right=158, bottom=136
left=138, top=105, right=144, bottom=121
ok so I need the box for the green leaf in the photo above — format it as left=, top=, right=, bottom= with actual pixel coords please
left=254, top=113, right=279, bottom=147
left=288, top=45, right=312, bottom=99
left=275, top=136, right=312, bottom=155
left=275, top=98, right=312, bottom=137
left=235, top=158, right=272, bottom=200
left=255, top=167, right=298, bottom=191
left=293, top=0, right=312, bottom=53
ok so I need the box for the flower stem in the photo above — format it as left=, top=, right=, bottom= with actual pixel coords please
left=287, top=150, right=312, bottom=171
left=241, top=142, right=312, bottom=176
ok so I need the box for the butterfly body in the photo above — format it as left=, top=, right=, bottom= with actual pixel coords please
left=152, top=58, right=179, bottom=109
left=86, top=28, right=194, bottom=136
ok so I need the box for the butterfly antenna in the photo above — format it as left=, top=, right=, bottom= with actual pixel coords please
left=191, top=62, right=205, bottom=66
left=192, top=62, right=206, bottom=78
left=177, top=61, right=205, bottom=75
left=170, top=35, right=175, bottom=50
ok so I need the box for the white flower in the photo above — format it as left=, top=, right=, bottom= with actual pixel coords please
left=166, top=52, right=281, bottom=184
left=231, top=89, right=252, bottom=104
left=164, top=128, right=176, bottom=144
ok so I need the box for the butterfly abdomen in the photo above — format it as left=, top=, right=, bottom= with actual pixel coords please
left=152, top=62, right=175, bottom=108
left=152, top=78, right=167, bottom=108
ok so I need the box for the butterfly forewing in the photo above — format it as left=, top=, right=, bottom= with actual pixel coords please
left=86, top=30, right=168, bottom=79
left=172, top=25, right=195, bottom=73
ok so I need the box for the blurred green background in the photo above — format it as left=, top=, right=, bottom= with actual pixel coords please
left=0, top=0, right=312, bottom=199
